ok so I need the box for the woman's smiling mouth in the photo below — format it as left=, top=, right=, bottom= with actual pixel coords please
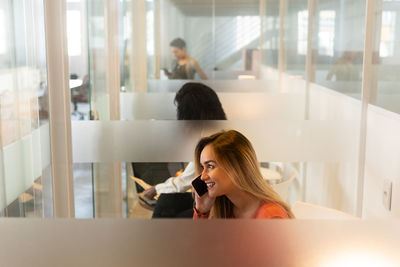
left=206, top=182, right=215, bottom=189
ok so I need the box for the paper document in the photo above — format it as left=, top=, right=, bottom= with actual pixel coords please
left=130, top=176, right=160, bottom=200
left=130, top=176, right=152, bottom=190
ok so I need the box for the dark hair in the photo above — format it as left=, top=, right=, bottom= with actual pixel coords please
left=174, top=83, right=227, bottom=120
left=170, top=38, right=186, bottom=50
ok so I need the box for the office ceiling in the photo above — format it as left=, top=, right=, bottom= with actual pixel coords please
left=168, top=0, right=261, bottom=16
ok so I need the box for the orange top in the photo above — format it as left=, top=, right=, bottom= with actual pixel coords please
left=193, top=201, right=290, bottom=219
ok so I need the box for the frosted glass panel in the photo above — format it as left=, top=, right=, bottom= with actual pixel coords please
left=72, top=120, right=358, bottom=163
left=120, top=92, right=305, bottom=120
left=1, top=125, right=51, bottom=207
left=147, top=79, right=278, bottom=92
left=0, top=219, right=399, bottom=266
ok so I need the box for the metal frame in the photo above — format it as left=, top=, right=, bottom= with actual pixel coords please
left=356, top=0, right=377, bottom=217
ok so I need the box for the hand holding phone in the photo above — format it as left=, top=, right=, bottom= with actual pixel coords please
left=192, top=175, right=215, bottom=214
left=191, top=175, right=208, bottom=197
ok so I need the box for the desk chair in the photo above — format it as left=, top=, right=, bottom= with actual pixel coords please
left=71, top=75, right=89, bottom=120
left=271, top=171, right=296, bottom=202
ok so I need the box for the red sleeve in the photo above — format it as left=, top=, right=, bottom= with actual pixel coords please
left=193, top=208, right=210, bottom=219
left=255, top=202, right=290, bottom=219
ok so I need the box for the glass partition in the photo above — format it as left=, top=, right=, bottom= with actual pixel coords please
left=284, top=0, right=308, bottom=78
left=0, top=0, right=53, bottom=217
left=67, top=0, right=90, bottom=121
left=370, top=0, right=400, bottom=115
left=311, top=0, right=366, bottom=100
left=263, top=0, right=280, bottom=70
left=157, top=0, right=213, bottom=80
left=84, top=0, right=125, bottom=218
left=213, top=0, right=260, bottom=79
left=77, top=0, right=377, bottom=219
left=304, top=0, right=365, bottom=214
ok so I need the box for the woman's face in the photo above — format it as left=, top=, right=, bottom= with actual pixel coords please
left=171, top=46, right=186, bottom=60
left=199, top=144, right=236, bottom=198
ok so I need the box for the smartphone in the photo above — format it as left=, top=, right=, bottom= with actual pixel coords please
left=191, top=175, right=208, bottom=197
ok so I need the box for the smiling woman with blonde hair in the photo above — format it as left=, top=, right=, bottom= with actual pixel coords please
left=193, top=130, right=294, bottom=219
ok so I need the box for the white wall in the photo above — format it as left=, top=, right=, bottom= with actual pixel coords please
left=363, top=105, right=400, bottom=218
left=306, top=83, right=361, bottom=214
left=270, top=64, right=400, bottom=218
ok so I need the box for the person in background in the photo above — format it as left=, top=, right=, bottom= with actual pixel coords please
left=326, top=51, right=361, bottom=81
left=193, top=130, right=294, bottom=219
left=142, top=82, right=226, bottom=217
left=163, top=38, right=208, bottom=80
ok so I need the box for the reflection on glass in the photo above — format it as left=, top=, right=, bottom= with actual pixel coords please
left=380, top=11, right=396, bottom=58
left=263, top=0, right=279, bottom=69
left=371, top=0, right=400, bottom=114
left=297, top=10, right=308, bottom=56
left=0, top=0, right=53, bottom=217
left=311, top=0, right=366, bottom=99
left=318, top=10, right=335, bottom=57
left=284, top=0, right=308, bottom=78
left=0, top=9, right=6, bottom=55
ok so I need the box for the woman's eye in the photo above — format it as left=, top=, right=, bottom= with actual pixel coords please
left=208, top=164, right=214, bottom=169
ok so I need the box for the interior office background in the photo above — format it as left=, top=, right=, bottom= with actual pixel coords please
left=0, top=0, right=399, bottom=220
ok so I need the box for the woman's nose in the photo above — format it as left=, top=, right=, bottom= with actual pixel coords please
left=200, top=170, right=208, bottom=180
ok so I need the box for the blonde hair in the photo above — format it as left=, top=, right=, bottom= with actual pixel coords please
left=194, top=130, right=294, bottom=218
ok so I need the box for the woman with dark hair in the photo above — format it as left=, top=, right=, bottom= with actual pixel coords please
left=163, top=38, right=208, bottom=80
left=141, top=83, right=226, bottom=217
left=193, top=130, right=294, bottom=219
left=174, top=82, right=226, bottom=120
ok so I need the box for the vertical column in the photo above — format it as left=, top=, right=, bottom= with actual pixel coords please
left=301, top=0, right=317, bottom=202
left=105, top=0, right=121, bottom=120
left=104, top=0, right=122, bottom=217
left=259, top=0, right=266, bottom=72
left=305, top=0, right=316, bottom=120
left=154, top=0, right=161, bottom=79
left=356, top=0, right=377, bottom=217
left=278, top=0, right=287, bottom=90
left=44, top=0, right=75, bottom=218
left=0, top=148, right=5, bottom=215
left=212, top=0, right=216, bottom=80
left=369, top=0, right=382, bottom=105
left=130, top=0, right=147, bottom=92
